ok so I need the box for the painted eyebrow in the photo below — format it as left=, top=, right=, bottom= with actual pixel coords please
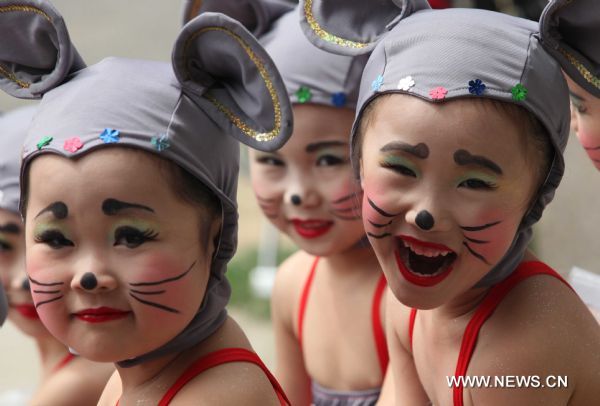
left=0, top=222, right=21, bottom=234
left=305, top=140, right=347, bottom=153
left=102, top=198, right=155, bottom=215
left=568, top=90, right=585, bottom=103
left=35, top=202, right=68, bottom=220
left=380, top=142, right=429, bottom=159
left=454, top=149, right=503, bottom=175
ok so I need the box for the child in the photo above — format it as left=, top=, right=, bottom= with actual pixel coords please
left=0, top=1, right=293, bottom=404
left=252, top=6, right=389, bottom=405
left=540, top=0, right=600, bottom=171
left=0, top=105, right=114, bottom=405
left=299, top=0, right=600, bottom=404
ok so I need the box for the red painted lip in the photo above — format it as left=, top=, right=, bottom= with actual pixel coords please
left=291, top=219, right=334, bottom=239
left=394, top=249, right=454, bottom=287
left=74, top=307, right=131, bottom=323
left=398, top=235, right=454, bottom=252
left=12, top=304, right=40, bottom=320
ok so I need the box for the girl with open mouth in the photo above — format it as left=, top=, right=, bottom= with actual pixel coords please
left=0, top=106, right=113, bottom=405
left=299, top=0, right=600, bottom=405
left=0, top=2, right=294, bottom=405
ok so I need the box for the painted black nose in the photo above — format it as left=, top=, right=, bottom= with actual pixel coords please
left=21, top=278, right=30, bottom=291
left=291, top=194, right=302, bottom=206
left=415, top=210, right=435, bottom=230
left=80, top=273, right=98, bottom=290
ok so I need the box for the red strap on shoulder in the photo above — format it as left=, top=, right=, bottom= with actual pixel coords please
left=52, top=353, right=76, bottom=373
left=453, top=262, right=571, bottom=406
left=428, top=0, right=451, bottom=8
left=408, top=308, right=417, bottom=352
left=371, top=274, right=389, bottom=375
left=159, top=348, right=290, bottom=406
left=297, top=256, right=319, bottom=349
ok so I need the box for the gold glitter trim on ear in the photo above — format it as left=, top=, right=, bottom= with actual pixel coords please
left=560, top=48, right=600, bottom=91
left=303, top=0, right=368, bottom=49
left=0, top=5, right=52, bottom=89
left=184, top=26, right=282, bottom=142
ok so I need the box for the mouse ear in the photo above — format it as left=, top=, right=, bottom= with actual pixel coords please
left=173, top=12, right=293, bottom=152
left=0, top=0, right=86, bottom=99
left=299, top=0, right=430, bottom=56
left=181, top=0, right=295, bottom=37
left=540, top=0, right=600, bottom=97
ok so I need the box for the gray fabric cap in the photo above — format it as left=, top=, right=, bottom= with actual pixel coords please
left=299, top=0, right=570, bottom=287
left=0, top=280, right=6, bottom=326
left=0, top=0, right=292, bottom=366
left=263, top=4, right=369, bottom=108
left=540, top=0, right=600, bottom=98
left=182, top=0, right=296, bottom=37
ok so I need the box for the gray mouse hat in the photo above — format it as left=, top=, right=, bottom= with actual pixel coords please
left=0, top=106, right=36, bottom=327
left=299, top=0, right=570, bottom=287
left=540, top=0, right=600, bottom=98
left=0, top=0, right=292, bottom=365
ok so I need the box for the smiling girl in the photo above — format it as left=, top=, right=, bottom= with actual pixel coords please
left=0, top=1, right=293, bottom=405
left=299, top=0, right=600, bottom=404
left=0, top=106, right=114, bottom=406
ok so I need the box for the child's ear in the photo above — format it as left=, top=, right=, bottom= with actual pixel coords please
left=299, top=0, right=430, bottom=56
left=0, top=0, right=85, bottom=99
left=172, top=12, right=293, bottom=152
left=181, top=0, right=294, bottom=37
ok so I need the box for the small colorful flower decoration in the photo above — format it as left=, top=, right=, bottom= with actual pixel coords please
left=429, top=86, right=448, bottom=100
left=36, top=136, right=53, bottom=150
left=397, top=75, right=415, bottom=91
left=372, top=74, right=384, bottom=92
left=99, top=128, right=120, bottom=144
left=296, top=86, right=313, bottom=103
left=151, top=133, right=171, bottom=152
left=63, top=137, right=84, bottom=153
left=468, top=79, right=486, bottom=96
left=511, top=83, right=528, bottom=101
left=331, top=92, right=347, bottom=107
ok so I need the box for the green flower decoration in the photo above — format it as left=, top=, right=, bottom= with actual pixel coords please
left=511, top=83, right=528, bottom=101
left=296, top=86, right=312, bottom=103
left=36, top=136, right=53, bottom=150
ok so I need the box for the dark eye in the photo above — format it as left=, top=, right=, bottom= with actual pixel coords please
left=380, top=162, right=417, bottom=177
left=316, top=155, right=347, bottom=167
left=0, top=240, right=13, bottom=252
left=114, top=226, right=158, bottom=249
left=571, top=100, right=587, bottom=114
left=256, top=155, right=285, bottom=167
left=34, top=230, right=74, bottom=249
left=458, top=179, right=497, bottom=190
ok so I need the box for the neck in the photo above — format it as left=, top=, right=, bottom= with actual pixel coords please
left=321, top=239, right=381, bottom=278
left=430, top=285, right=490, bottom=322
left=35, top=334, right=71, bottom=377
left=115, top=350, right=182, bottom=391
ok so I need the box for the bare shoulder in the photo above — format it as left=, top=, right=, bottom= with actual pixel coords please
left=30, top=359, right=114, bottom=406
left=96, top=371, right=121, bottom=406
left=170, top=360, right=281, bottom=406
left=469, top=273, right=600, bottom=404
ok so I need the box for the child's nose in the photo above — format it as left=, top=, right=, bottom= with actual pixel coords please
left=284, top=177, right=320, bottom=208
left=71, top=255, right=118, bottom=293
left=405, top=206, right=452, bottom=232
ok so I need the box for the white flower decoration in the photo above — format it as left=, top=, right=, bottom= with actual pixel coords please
left=397, top=75, right=415, bottom=91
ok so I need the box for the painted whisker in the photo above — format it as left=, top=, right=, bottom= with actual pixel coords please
left=463, top=241, right=490, bottom=265
left=464, top=236, right=489, bottom=244
left=459, top=220, right=501, bottom=232
left=584, top=145, right=600, bottom=151
left=33, top=290, right=61, bottom=294
left=129, top=261, right=196, bottom=287
left=129, top=293, right=179, bottom=314
left=332, top=206, right=360, bottom=213
left=331, top=192, right=362, bottom=205
left=367, top=232, right=391, bottom=239
left=368, top=219, right=392, bottom=228
left=329, top=212, right=361, bottom=221
left=256, top=195, right=276, bottom=203
left=367, top=197, right=400, bottom=218
left=35, top=296, right=63, bottom=308
left=130, top=289, right=166, bottom=295
left=28, top=276, right=64, bottom=287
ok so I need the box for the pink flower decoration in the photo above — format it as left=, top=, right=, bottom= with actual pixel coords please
left=63, top=137, right=84, bottom=153
left=429, top=86, right=448, bottom=100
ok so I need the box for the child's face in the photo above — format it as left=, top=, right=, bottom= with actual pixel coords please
left=0, top=209, right=49, bottom=337
left=24, top=148, right=215, bottom=362
left=360, top=95, right=538, bottom=309
left=565, top=75, right=600, bottom=171
left=249, top=104, right=365, bottom=256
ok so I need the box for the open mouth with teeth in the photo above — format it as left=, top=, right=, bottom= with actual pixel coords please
left=394, top=235, right=457, bottom=287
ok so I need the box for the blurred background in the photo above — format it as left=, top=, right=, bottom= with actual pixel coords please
left=1, top=0, right=598, bottom=398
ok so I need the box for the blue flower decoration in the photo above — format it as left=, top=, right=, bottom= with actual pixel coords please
left=151, top=133, right=170, bottom=152
left=99, top=128, right=120, bottom=144
left=468, top=79, right=486, bottom=96
left=331, top=92, right=347, bottom=107
left=371, top=75, right=384, bottom=92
